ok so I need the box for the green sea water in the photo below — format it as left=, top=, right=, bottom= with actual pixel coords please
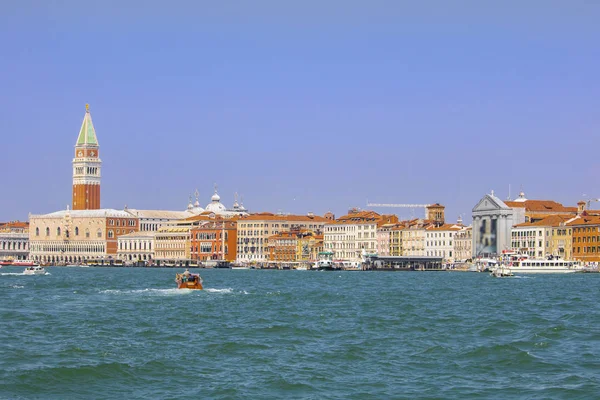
left=1, top=267, right=599, bottom=399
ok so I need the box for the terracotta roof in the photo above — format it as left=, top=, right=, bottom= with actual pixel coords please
left=566, top=215, right=600, bottom=226
left=504, top=200, right=577, bottom=213
left=328, top=211, right=382, bottom=225
left=426, top=223, right=464, bottom=231
left=240, top=213, right=328, bottom=222
left=513, top=214, right=573, bottom=228
left=0, top=221, right=29, bottom=229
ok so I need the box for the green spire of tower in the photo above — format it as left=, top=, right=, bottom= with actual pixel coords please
left=76, top=104, right=99, bottom=146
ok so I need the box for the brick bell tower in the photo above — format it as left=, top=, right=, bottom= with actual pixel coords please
left=72, top=104, right=102, bottom=210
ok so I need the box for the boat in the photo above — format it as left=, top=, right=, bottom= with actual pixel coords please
left=509, top=257, right=584, bottom=274
left=490, top=265, right=513, bottom=278
left=12, top=260, right=39, bottom=267
left=313, top=251, right=335, bottom=270
left=0, top=260, right=13, bottom=266
left=175, top=271, right=203, bottom=289
left=295, top=265, right=308, bottom=271
left=23, top=266, right=46, bottom=275
left=231, top=265, right=250, bottom=270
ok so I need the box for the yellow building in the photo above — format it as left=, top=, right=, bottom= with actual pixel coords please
left=154, top=226, right=191, bottom=265
left=296, top=231, right=323, bottom=265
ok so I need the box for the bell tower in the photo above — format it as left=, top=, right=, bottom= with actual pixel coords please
left=72, top=104, right=102, bottom=210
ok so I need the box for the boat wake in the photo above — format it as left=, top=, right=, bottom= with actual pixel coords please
left=204, top=288, right=236, bottom=294
left=0, top=272, right=50, bottom=276
left=100, top=288, right=192, bottom=296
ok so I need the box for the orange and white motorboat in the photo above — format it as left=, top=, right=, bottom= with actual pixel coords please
left=175, top=270, right=203, bottom=290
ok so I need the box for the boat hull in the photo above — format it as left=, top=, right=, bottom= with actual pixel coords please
left=23, top=268, right=46, bottom=275
left=510, top=267, right=577, bottom=274
left=175, top=273, right=203, bottom=290
left=177, top=281, right=203, bottom=289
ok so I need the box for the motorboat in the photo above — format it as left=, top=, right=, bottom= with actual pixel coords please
left=23, top=266, right=46, bottom=275
left=490, top=265, right=513, bottom=278
left=0, top=260, right=13, bottom=266
left=175, top=271, right=203, bottom=289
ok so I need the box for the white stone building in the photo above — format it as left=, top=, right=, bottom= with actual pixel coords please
left=117, top=231, right=155, bottom=263
left=0, top=221, right=30, bottom=261
left=425, top=223, right=463, bottom=262
left=324, top=211, right=382, bottom=262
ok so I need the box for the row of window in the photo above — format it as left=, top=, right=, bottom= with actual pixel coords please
left=108, top=219, right=136, bottom=227
left=36, top=227, right=103, bottom=238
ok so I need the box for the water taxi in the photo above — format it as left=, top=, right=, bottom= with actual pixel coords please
left=23, top=266, right=46, bottom=275
left=175, top=270, right=203, bottom=289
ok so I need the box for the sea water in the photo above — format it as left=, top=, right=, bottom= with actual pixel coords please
left=1, top=267, right=599, bottom=399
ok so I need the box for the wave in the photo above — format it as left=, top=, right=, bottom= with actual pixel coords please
left=0, top=272, right=50, bottom=276
left=204, top=288, right=238, bottom=294
left=99, top=288, right=192, bottom=296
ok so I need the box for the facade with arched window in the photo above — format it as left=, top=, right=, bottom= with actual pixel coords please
left=0, top=221, right=30, bottom=261
left=28, top=208, right=138, bottom=264
left=117, top=231, right=155, bottom=264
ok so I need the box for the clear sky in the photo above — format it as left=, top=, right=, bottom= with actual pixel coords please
left=1, top=1, right=599, bottom=223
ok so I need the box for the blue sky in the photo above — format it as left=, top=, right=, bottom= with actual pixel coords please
left=1, top=1, right=599, bottom=223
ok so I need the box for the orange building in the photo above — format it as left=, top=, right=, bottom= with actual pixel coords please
left=267, top=230, right=300, bottom=264
left=568, top=214, right=600, bottom=262
left=189, top=215, right=238, bottom=262
left=72, top=104, right=102, bottom=210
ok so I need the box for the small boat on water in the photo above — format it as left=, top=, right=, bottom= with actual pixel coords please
left=23, top=266, right=46, bottom=275
left=175, top=270, right=203, bottom=290
left=0, top=260, right=13, bottom=266
left=490, top=265, right=513, bottom=278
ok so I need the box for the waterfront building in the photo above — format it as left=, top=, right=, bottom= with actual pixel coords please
left=28, top=209, right=138, bottom=264
left=424, top=223, right=463, bottom=262
left=567, top=215, right=600, bottom=262
left=548, top=221, right=575, bottom=260
left=72, top=104, right=102, bottom=210
left=376, top=215, right=399, bottom=257
left=0, top=221, right=29, bottom=261
left=236, top=213, right=328, bottom=263
left=267, top=231, right=299, bottom=264
left=390, top=225, right=404, bottom=256
left=189, top=215, right=238, bottom=262
left=117, top=231, right=155, bottom=263
left=296, top=231, right=324, bottom=265
left=401, top=219, right=436, bottom=257
left=511, top=215, right=573, bottom=258
left=153, top=226, right=191, bottom=265
left=453, top=226, right=473, bottom=262
left=324, top=210, right=384, bottom=262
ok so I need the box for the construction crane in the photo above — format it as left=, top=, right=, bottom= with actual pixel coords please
left=586, top=198, right=600, bottom=210
left=366, top=202, right=431, bottom=219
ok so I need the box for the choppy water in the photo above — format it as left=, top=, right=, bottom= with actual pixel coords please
left=1, top=267, right=599, bottom=399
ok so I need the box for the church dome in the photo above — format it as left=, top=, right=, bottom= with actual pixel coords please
left=211, top=192, right=221, bottom=202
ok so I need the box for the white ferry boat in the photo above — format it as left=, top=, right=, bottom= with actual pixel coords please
left=508, top=258, right=583, bottom=274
